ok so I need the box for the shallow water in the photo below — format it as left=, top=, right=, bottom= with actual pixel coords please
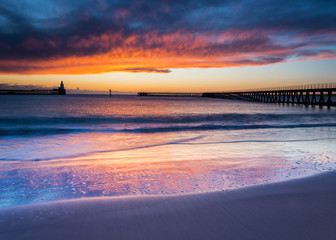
left=1, top=95, right=336, bottom=207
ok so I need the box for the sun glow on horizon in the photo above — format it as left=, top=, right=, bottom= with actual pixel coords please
left=1, top=59, right=336, bottom=93
left=0, top=1, right=336, bottom=92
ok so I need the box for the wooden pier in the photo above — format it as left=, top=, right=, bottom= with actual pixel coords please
left=202, top=83, right=336, bottom=107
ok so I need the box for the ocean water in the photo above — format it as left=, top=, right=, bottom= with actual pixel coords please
left=1, top=94, right=336, bottom=208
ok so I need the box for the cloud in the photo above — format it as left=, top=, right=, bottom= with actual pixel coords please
left=0, top=0, right=335, bottom=74
left=123, top=68, right=172, bottom=73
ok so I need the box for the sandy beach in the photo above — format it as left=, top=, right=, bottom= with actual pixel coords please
left=1, top=171, right=336, bottom=240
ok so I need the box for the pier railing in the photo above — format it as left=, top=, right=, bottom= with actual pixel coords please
left=223, top=82, right=336, bottom=93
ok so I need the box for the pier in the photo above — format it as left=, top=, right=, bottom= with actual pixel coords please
left=0, top=81, right=66, bottom=95
left=137, top=92, right=202, bottom=97
left=202, top=83, right=336, bottom=107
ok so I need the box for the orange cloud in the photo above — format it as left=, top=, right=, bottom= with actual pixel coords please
left=1, top=30, right=336, bottom=75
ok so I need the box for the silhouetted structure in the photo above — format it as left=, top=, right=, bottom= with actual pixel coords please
left=57, top=81, right=66, bottom=95
left=137, top=92, right=202, bottom=97
left=203, top=83, right=336, bottom=107
left=0, top=81, right=66, bottom=95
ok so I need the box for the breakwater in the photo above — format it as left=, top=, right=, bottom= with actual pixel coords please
left=137, top=92, right=202, bottom=97
left=0, top=81, right=66, bottom=95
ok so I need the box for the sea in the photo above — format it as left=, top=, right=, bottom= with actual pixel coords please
left=1, top=94, right=336, bottom=208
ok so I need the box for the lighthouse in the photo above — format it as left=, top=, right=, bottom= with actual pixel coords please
left=58, top=81, right=66, bottom=95
left=60, top=81, right=65, bottom=90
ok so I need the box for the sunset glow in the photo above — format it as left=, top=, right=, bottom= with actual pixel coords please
left=2, top=2, right=336, bottom=238
left=1, top=1, right=336, bottom=92
left=2, top=29, right=335, bottom=76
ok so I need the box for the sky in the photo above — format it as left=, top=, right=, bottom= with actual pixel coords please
left=0, top=0, right=336, bottom=92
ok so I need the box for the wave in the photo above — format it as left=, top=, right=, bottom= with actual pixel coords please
left=126, top=123, right=336, bottom=133
left=0, top=136, right=204, bottom=162
left=0, top=128, right=84, bottom=136
left=1, top=123, right=336, bottom=137
left=0, top=112, right=335, bottom=126
left=2, top=136, right=336, bottom=162
left=183, top=137, right=336, bottom=145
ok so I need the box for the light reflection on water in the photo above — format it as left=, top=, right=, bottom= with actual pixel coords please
left=1, top=130, right=336, bottom=208
left=1, top=95, right=336, bottom=207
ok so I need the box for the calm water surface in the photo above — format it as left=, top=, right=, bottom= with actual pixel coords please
left=1, top=95, right=336, bottom=207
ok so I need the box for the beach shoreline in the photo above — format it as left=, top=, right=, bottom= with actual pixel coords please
left=1, top=171, right=336, bottom=240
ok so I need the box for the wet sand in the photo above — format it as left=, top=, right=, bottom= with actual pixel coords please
left=1, top=171, right=336, bottom=240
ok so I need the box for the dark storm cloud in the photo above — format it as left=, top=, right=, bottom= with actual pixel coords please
left=0, top=0, right=335, bottom=73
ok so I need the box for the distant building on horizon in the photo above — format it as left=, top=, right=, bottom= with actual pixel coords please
left=56, top=81, right=66, bottom=95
